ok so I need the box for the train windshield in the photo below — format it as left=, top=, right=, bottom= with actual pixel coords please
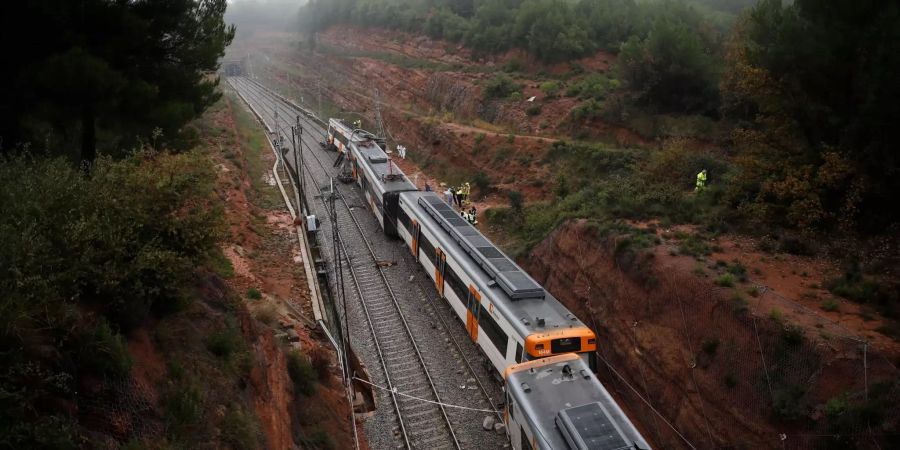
left=550, top=337, right=581, bottom=353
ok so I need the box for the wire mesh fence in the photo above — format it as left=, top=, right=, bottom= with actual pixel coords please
left=78, top=373, right=163, bottom=449
left=580, top=268, right=899, bottom=450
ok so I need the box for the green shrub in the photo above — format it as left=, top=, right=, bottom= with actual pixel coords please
left=727, top=262, right=748, bottom=282
left=206, top=328, right=242, bottom=360
left=678, top=235, right=712, bottom=258
left=769, top=308, right=784, bottom=323
left=300, top=429, right=335, bottom=450
left=221, top=406, right=262, bottom=450
left=79, top=320, right=133, bottom=378
left=484, top=74, right=520, bottom=100
left=526, top=104, right=542, bottom=116
left=472, top=171, right=492, bottom=195
left=502, top=58, right=523, bottom=72
left=164, top=382, right=205, bottom=435
left=820, top=299, right=839, bottom=312
left=246, top=287, right=262, bottom=300
left=539, top=81, right=561, bottom=97
left=508, top=92, right=523, bottom=101
left=565, top=74, right=618, bottom=100
left=287, top=351, right=317, bottom=396
left=570, top=99, right=603, bottom=121
left=824, top=393, right=849, bottom=419
left=507, top=190, right=524, bottom=213
left=714, top=273, right=736, bottom=287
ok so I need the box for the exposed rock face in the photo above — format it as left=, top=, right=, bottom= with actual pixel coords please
left=243, top=311, right=294, bottom=450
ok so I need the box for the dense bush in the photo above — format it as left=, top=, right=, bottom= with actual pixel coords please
left=722, top=0, right=900, bottom=232
left=0, top=151, right=220, bottom=447
left=565, top=73, right=619, bottom=100
left=287, top=351, right=318, bottom=396
left=483, top=74, right=521, bottom=100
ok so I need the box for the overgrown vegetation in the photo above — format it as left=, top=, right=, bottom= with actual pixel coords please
left=0, top=151, right=222, bottom=447
left=485, top=138, right=732, bottom=255
left=287, top=351, right=319, bottom=396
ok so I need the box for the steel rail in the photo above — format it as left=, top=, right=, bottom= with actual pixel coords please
left=231, top=77, right=463, bottom=449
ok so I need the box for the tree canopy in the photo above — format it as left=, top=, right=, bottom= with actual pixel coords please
left=722, top=0, right=900, bottom=231
left=0, top=0, right=235, bottom=165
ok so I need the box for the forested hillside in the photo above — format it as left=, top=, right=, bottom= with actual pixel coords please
left=298, top=0, right=899, bottom=235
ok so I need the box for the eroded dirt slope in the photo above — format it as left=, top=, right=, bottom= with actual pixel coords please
left=523, top=220, right=899, bottom=449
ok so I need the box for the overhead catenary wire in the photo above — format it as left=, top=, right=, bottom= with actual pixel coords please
left=593, top=350, right=700, bottom=450
left=352, top=377, right=496, bottom=414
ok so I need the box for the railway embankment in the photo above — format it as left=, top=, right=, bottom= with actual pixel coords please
left=203, top=93, right=363, bottom=449
left=523, top=219, right=900, bottom=449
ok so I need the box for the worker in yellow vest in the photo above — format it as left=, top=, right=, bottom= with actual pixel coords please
left=460, top=182, right=471, bottom=205
left=695, top=169, right=707, bottom=192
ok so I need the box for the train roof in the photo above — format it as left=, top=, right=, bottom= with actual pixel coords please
left=352, top=138, right=417, bottom=193
left=333, top=119, right=416, bottom=194
left=506, top=354, right=651, bottom=450
left=400, top=191, right=588, bottom=339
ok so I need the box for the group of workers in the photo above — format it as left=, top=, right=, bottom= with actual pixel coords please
left=443, top=182, right=477, bottom=225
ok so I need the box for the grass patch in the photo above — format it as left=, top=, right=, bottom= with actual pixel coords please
left=714, top=273, right=736, bottom=287
left=207, top=247, right=235, bottom=279
left=221, top=406, right=263, bottom=450
left=246, top=287, right=262, bottom=300
left=820, top=299, right=839, bottom=312
left=678, top=234, right=712, bottom=258
left=726, top=261, right=748, bottom=282
left=769, top=308, right=784, bottom=323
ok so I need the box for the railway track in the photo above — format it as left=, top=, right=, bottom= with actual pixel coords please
left=228, top=77, right=505, bottom=449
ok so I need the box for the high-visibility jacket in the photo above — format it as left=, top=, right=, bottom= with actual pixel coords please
left=462, top=184, right=471, bottom=196
left=696, top=171, right=707, bottom=184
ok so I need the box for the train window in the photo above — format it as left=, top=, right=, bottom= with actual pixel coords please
left=419, top=234, right=435, bottom=264
left=397, top=205, right=411, bottom=231
left=516, top=343, right=524, bottom=363
left=443, top=265, right=466, bottom=306
left=551, top=337, right=581, bottom=353
left=479, top=304, right=508, bottom=356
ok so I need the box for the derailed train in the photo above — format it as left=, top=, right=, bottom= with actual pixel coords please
left=326, top=119, right=650, bottom=450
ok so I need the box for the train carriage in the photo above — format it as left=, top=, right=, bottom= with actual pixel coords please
left=327, top=119, right=415, bottom=237
left=395, top=190, right=598, bottom=376
left=505, top=354, right=650, bottom=450
left=335, top=122, right=598, bottom=376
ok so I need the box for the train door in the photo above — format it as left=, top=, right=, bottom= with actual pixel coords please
left=465, top=286, right=480, bottom=342
left=434, top=248, right=445, bottom=297
left=411, top=220, right=420, bottom=260
left=506, top=392, right=521, bottom=449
